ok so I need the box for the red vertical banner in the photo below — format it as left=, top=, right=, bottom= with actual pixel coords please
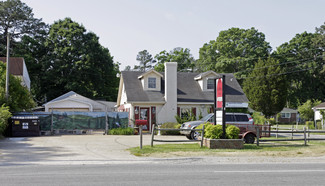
left=216, top=78, right=223, bottom=109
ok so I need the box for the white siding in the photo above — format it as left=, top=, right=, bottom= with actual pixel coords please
left=315, top=110, right=322, bottom=121
left=142, top=72, right=161, bottom=91
left=120, top=84, right=128, bottom=105
left=45, top=100, right=91, bottom=112
left=22, top=61, right=31, bottom=90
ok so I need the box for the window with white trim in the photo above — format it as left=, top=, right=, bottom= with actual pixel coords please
left=207, top=79, right=214, bottom=90
left=281, top=113, right=291, bottom=118
left=148, top=77, right=156, bottom=88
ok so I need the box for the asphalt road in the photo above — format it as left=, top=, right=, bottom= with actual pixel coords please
left=1, top=163, right=325, bottom=186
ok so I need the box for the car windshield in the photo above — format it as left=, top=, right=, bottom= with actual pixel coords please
left=200, top=113, right=213, bottom=121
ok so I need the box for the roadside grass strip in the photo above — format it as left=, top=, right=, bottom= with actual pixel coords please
left=128, top=141, right=325, bottom=157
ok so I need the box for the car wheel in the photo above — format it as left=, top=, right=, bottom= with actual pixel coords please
left=244, top=133, right=255, bottom=144
left=190, top=131, right=200, bottom=140
left=185, top=134, right=192, bottom=140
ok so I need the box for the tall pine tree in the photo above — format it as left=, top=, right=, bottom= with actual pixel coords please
left=243, top=58, right=287, bottom=118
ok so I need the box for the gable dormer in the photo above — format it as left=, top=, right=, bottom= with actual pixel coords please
left=138, top=69, right=163, bottom=91
left=194, top=71, right=219, bottom=91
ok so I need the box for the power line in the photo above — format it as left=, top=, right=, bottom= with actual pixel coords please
left=234, top=55, right=325, bottom=75
left=194, top=47, right=324, bottom=70
left=239, top=66, right=318, bottom=80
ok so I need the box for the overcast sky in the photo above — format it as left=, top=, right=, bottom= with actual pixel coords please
left=22, top=0, right=325, bottom=70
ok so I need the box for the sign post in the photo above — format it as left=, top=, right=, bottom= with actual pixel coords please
left=214, top=75, right=226, bottom=139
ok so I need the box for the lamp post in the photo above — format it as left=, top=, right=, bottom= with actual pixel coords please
left=5, top=32, right=10, bottom=101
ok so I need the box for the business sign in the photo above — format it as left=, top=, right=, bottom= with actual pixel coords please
left=216, top=78, right=223, bottom=109
left=214, top=75, right=226, bottom=138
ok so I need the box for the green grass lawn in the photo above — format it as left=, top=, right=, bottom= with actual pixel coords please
left=272, top=124, right=306, bottom=130
left=128, top=141, right=325, bottom=157
left=271, top=124, right=325, bottom=135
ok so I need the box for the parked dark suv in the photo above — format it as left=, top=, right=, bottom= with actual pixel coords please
left=180, top=113, right=257, bottom=143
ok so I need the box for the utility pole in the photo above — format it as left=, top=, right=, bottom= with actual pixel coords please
left=5, top=32, right=10, bottom=101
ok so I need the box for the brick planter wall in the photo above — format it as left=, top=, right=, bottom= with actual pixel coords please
left=203, top=138, right=244, bottom=149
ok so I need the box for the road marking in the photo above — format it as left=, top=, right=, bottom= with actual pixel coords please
left=214, top=170, right=325, bottom=173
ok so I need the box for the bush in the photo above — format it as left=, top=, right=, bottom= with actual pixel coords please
left=196, top=122, right=213, bottom=136
left=305, top=121, right=315, bottom=129
left=266, top=118, right=276, bottom=125
left=316, top=121, right=323, bottom=129
left=0, top=105, right=11, bottom=136
left=298, top=100, right=321, bottom=121
left=108, top=127, right=134, bottom=135
left=174, top=110, right=196, bottom=124
left=160, top=122, right=180, bottom=135
left=197, top=123, right=240, bottom=139
left=226, top=125, right=240, bottom=139
left=252, top=112, right=266, bottom=124
left=205, top=125, right=223, bottom=139
left=175, top=123, right=182, bottom=129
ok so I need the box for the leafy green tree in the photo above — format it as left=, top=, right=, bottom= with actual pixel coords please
left=298, top=100, right=321, bottom=121
left=275, top=31, right=325, bottom=107
left=0, top=62, right=35, bottom=111
left=0, top=0, right=48, bottom=104
left=0, top=0, right=47, bottom=55
left=135, top=50, right=155, bottom=72
left=314, top=22, right=325, bottom=58
left=124, top=65, right=131, bottom=71
left=196, top=40, right=219, bottom=72
left=197, top=27, right=271, bottom=78
left=14, top=34, right=48, bottom=104
left=154, top=47, right=195, bottom=72
left=0, top=104, right=11, bottom=136
left=43, top=18, right=118, bottom=101
left=243, top=58, right=287, bottom=118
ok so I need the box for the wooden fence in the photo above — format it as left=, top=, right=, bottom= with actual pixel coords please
left=256, top=127, right=325, bottom=146
left=150, top=124, right=205, bottom=147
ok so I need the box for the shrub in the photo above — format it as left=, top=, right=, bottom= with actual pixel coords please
left=0, top=105, right=12, bottom=136
left=196, top=122, right=213, bottom=136
left=305, top=121, right=315, bottom=129
left=108, top=127, right=134, bottom=135
left=160, top=122, right=180, bottom=135
left=316, top=121, right=323, bottom=129
left=298, top=100, right=321, bottom=121
left=174, top=110, right=196, bottom=124
left=252, top=112, right=266, bottom=124
left=266, top=118, right=276, bottom=125
left=226, top=125, right=240, bottom=139
left=205, top=124, right=223, bottom=139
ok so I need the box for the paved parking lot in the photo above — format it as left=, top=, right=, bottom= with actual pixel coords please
left=0, top=134, right=190, bottom=165
left=2, top=133, right=325, bottom=166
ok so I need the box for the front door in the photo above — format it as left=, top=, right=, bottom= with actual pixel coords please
left=140, top=108, right=150, bottom=131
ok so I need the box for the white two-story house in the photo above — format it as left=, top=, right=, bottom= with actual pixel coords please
left=116, top=62, right=249, bottom=131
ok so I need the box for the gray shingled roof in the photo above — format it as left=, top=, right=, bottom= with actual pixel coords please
left=314, top=102, right=325, bottom=109
left=46, top=91, right=77, bottom=104
left=122, top=71, right=248, bottom=103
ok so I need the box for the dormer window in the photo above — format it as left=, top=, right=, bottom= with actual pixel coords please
left=207, top=78, right=214, bottom=90
left=148, top=77, right=156, bottom=88
left=138, top=69, right=162, bottom=91
left=194, top=71, right=218, bottom=91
